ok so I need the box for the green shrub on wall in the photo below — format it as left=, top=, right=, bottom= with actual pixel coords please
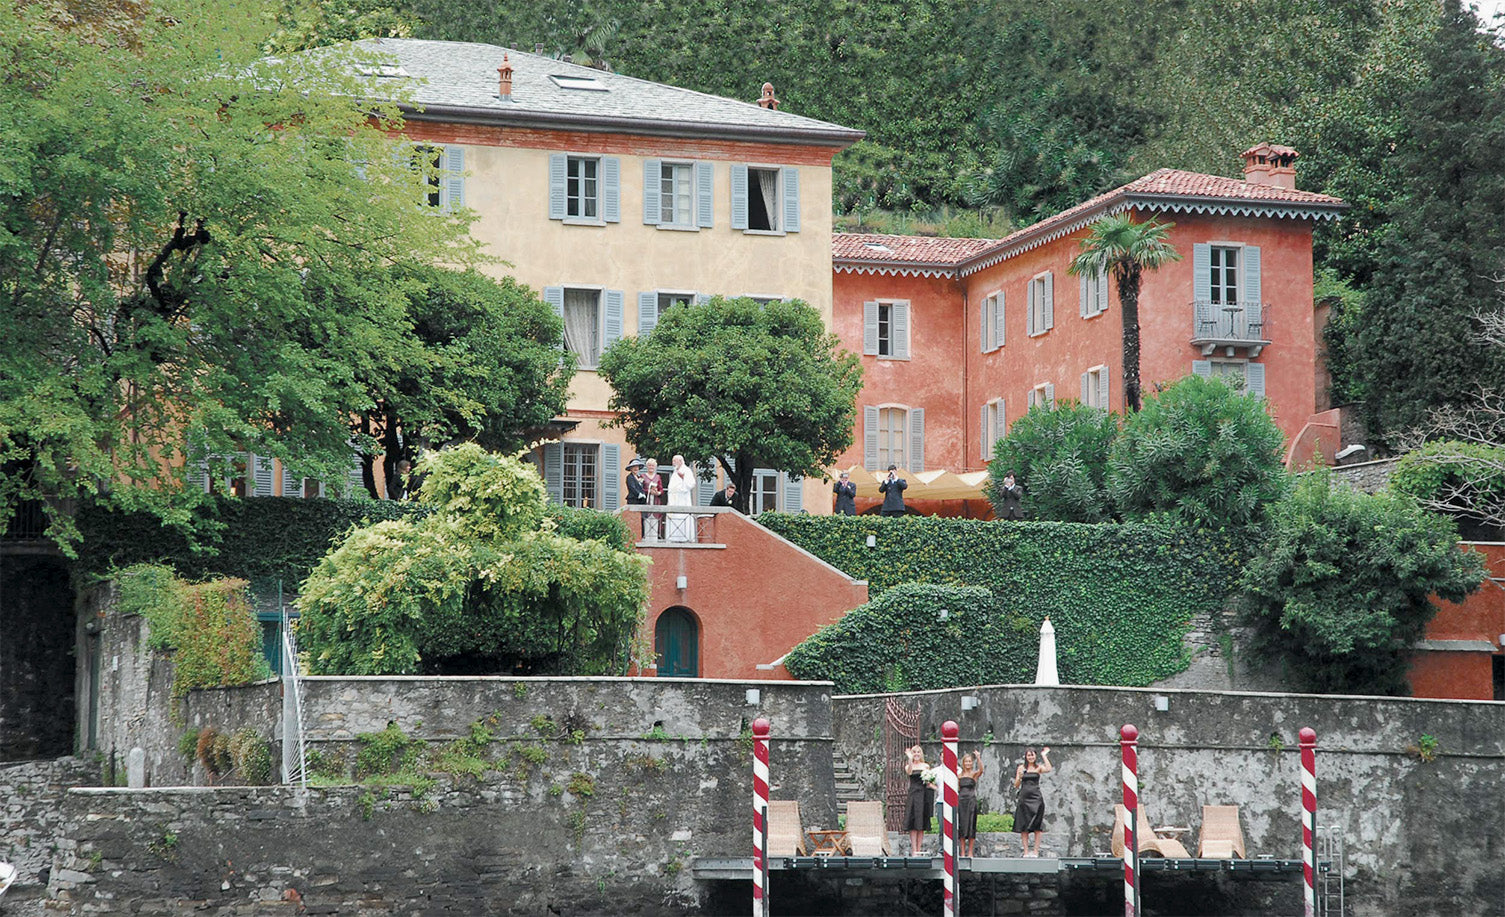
left=116, top=564, right=270, bottom=696
left=764, top=515, right=1253, bottom=691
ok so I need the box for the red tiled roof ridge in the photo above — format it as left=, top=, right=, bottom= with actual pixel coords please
left=833, top=232, right=997, bottom=266
left=833, top=168, right=1345, bottom=268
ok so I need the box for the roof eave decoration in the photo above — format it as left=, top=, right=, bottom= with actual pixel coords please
left=833, top=261, right=960, bottom=279
left=401, top=102, right=866, bottom=148
left=956, top=191, right=1347, bottom=277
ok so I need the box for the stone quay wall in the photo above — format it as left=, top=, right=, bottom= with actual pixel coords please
left=32, top=677, right=836, bottom=917
left=833, top=685, right=1505, bottom=917
left=0, top=757, right=97, bottom=889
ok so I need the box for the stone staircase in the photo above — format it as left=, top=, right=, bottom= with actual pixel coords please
left=832, top=754, right=865, bottom=806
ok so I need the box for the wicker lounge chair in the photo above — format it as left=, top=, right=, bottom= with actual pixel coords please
left=845, top=801, right=893, bottom=856
left=1198, top=805, right=1247, bottom=859
left=766, top=800, right=810, bottom=856
left=1112, top=804, right=1192, bottom=858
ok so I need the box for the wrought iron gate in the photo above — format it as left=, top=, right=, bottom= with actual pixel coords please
left=883, top=698, right=920, bottom=832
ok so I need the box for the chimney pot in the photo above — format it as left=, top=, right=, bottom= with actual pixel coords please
left=1242, top=142, right=1299, bottom=190
left=498, top=54, right=513, bottom=101
left=756, top=81, right=780, bottom=110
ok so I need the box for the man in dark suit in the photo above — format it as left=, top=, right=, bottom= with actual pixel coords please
left=878, top=464, right=907, bottom=517
left=998, top=471, right=1025, bottom=520
left=833, top=470, right=857, bottom=515
left=709, top=480, right=739, bottom=510
left=625, top=457, right=648, bottom=505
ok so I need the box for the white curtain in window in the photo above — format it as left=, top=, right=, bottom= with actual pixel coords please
left=563, top=289, right=599, bottom=364
left=757, top=170, right=779, bottom=230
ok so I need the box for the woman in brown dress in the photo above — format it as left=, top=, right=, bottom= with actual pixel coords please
left=957, top=751, right=984, bottom=858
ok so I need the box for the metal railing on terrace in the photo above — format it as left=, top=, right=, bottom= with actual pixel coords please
left=1191, top=301, right=1271, bottom=355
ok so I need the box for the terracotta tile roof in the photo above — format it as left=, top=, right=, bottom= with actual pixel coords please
left=833, top=169, right=1346, bottom=274
left=832, top=233, right=998, bottom=267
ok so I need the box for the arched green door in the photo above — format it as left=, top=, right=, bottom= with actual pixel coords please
left=655, top=607, right=699, bottom=678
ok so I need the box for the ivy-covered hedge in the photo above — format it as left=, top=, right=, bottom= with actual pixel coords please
left=763, top=514, right=1254, bottom=690
left=74, top=497, right=426, bottom=585
left=75, top=497, right=631, bottom=588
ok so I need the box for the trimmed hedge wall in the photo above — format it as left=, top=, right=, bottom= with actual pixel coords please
left=75, top=498, right=630, bottom=588
left=762, top=514, right=1253, bottom=691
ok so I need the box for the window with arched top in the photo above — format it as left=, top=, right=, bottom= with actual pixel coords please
left=654, top=607, right=700, bottom=678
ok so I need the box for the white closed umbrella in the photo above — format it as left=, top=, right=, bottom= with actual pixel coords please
left=1034, top=617, right=1059, bottom=686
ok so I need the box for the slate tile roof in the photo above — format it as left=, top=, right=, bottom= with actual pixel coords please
left=834, top=168, right=1347, bottom=272
left=340, top=39, right=864, bottom=146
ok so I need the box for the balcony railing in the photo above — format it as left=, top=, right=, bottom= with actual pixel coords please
left=620, top=505, right=736, bottom=547
left=2, top=499, right=49, bottom=542
left=1191, top=301, right=1271, bottom=356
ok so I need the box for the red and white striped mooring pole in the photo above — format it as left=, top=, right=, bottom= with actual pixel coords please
left=1121, top=724, right=1139, bottom=917
left=1300, top=727, right=1318, bottom=917
left=941, top=720, right=959, bottom=917
left=752, top=717, right=770, bottom=917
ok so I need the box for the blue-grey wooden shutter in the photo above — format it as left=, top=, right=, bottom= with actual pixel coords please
left=1097, top=269, right=1110, bottom=315
left=638, top=292, right=658, bottom=336
left=1246, top=362, right=1266, bottom=398
left=782, top=167, right=800, bottom=233
left=781, top=473, right=803, bottom=513
left=543, top=443, right=563, bottom=502
left=603, top=289, right=623, bottom=348
left=892, top=302, right=910, bottom=359
left=281, top=463, right=296, bottom=497
left=443, top=146, right=464, bottom=210
left=1243, top=245, right=1261, bottom=331
left=544, top=286, right=564, bottom=319
left=695, top=161, right=714, bottom=228
left=698, top=462, right=716, bottom=505
left=186, top=455, right=209, bottom=493
left=863, top=301, right=879, bottom=355
left=696, top=293, right=711, bottom=305
left=1043, top=384, right=1055, bottom=409
left=1193, top=243, right=1211, bottom=303
left=642, top=158, right=661, bottom=225
left=252, top=454, right=275, bottom=497
left=1192, top=360, right=1213, bottom=378
left=730, top=164, right=749, bottom=230
left=980, top=297, right=989, bottom=353
left=1043, top=272, right=1054, bottom=330
left=1027, top=280, right=1038, bottom=335
left=1081, top=371, right=1091, bottom=404
left=1080, top=273, right=1090, bottom=319
left=1099, top=369, right=1110, bottom=410
left=549, top=154, right=567, bottom=219
left=994, top=292, right=1006, bottom=348
left=602, top=156, right=621, bottom=223
left=602, top=443, right=621, bottom=508
left=981, top=403, right=991, bottom=460
left=908, top=407, right=925, bottom=472
left=346, top=454, right=366, bottom=498
left=863, top=405, right=879, bottom=468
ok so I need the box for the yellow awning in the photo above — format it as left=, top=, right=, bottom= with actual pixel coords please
left=840, top=466, right=991, bottom=501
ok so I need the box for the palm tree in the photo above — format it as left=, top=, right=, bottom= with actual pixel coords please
left=1068, top=214, right=1181, bottom=412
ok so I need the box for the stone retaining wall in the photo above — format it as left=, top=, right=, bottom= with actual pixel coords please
left=832, top=685, right=1505, bottom=917
left=0, top=757, right=97, bottom=887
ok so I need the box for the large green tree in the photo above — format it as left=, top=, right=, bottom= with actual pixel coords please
left=596, top=297, right=863, bottom=512
left=341, top=266, right=573, bottom=498
left=297, top=445, right=649, bottom=675
left=1241, top=473, right=1485, bottom=695
left=1347, top=0, right=1505, bottom=444
left=0, top=0, right=480, bottom=547
left=1108, top=375, right=1288, bottom=529
left=987, top=401, right=1118, bottom=522
left=1068, top=214, right=1181, bottom=413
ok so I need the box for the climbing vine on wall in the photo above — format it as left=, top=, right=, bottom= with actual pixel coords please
left=764, top=515, right=1253, bottom=691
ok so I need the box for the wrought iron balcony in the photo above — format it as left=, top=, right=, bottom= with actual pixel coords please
left=1191, top=301, right=1271, bottom=357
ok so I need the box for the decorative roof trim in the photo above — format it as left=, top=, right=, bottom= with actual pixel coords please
left=833, top=263, right=959, bottom=279
left=958, top=201, right=1132, bottom=277
left=400, top=102, right=866, bottom=147
left=955, top=191, right=1347, bottom=277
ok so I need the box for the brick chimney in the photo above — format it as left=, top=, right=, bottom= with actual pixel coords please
left=498, top=54, right=514, bottom=101
left=756, top=82, right=780, bottom=110
left=1242, top=142, right=1299, bottom=190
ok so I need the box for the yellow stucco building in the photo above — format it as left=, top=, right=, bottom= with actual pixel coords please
left=360, top=39, right=862, bottom=513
